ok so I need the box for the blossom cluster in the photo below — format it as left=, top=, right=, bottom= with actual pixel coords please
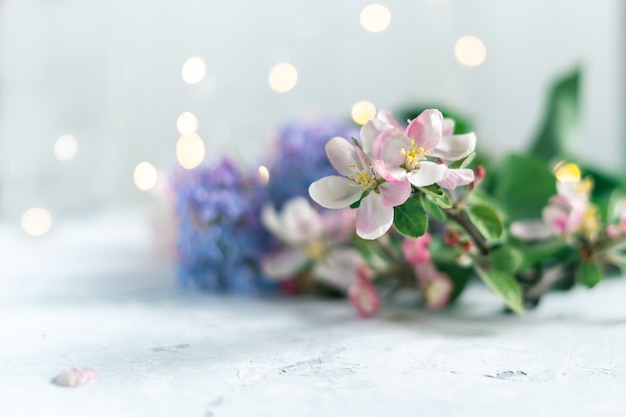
left=169, top=106, right=626, bottom=317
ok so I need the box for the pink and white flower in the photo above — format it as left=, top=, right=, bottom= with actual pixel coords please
left=261, top=196, right=355, bottom=279
left=309, top=136, right=411, bottom=240
left=362, top=109, right=476, bottom=189
left=511, top=178, right=597, bottom=241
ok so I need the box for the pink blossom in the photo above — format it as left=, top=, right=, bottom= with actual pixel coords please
left=309, top=136, right=411, bottom=240
left=348, top=276, right=381, bottom=318
left=402, top=234, right=431, bottom=265
left=52, top=367, right=98, bottom=387
left=511, top=178, right=595, bottom=240
left=261, top=196, right=355, bottom=280
left=362, top=109, right=476, bottom=190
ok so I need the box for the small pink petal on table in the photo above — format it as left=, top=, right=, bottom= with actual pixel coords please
left=52, top=367, right=99, bottom=387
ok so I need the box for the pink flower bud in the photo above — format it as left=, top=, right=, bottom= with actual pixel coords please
left=470, top=165, right=486, bottom=189
left=402, top=234, right=431, bottom=265
left=443, top=229, right=461, bottom=246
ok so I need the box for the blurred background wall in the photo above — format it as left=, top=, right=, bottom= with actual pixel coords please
left=0, top=0, right=624, bottom=224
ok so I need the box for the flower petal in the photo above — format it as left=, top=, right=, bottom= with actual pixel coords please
left=325, top=136, right=360, bottom=177
left=372, top=130, right=410, bottom=182
left=423, top=272, right=453, bottom=310
left=373, top=159, right=406, bottom=182
left=360, top=118, right=389, bottom=152
left=355, top=192, right=394, bottom=240
left=379, top=179, right=411, bottom=207
left=313, top=248, right=364, bottom=290
left=349, top=277, right=380, bottom=318
left=376, top=109, right=404, bottom=130
left=510, top=220, right=554, bottom=240
left=372, top=129, right=408, bottom=164
left=322, top=208, right=356, bottom=245
left=431, top=132, right=476, bottom=161
left=402, top=234, right=431, bottom=265
left=437, top=168, right=474, bottom=190
left=262, top=248, right=309, bottom=279
left=442, top=118, right=455, bottom=136
left=406, top=109, right=443, bottom=151
left=261, top=204, right=284, bottom=240
left=52, top=368, right=99, bottom=388
left=280, top=197, right=323, bottom=243
left=406, top=161, right=447, bottom=187
left=309, top=176, right=361, bottom=209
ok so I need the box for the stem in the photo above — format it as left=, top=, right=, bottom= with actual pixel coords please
left=524, top=265, right=566, bottom=301
left=444, top=208, right=491, bottom=255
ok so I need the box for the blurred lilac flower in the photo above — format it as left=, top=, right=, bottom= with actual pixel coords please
left=171, top=158, right=277, bottom=294
left=262, top=118, right=358, bottom=209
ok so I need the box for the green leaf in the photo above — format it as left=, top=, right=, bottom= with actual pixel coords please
left=349, top=189, right=370, bottom=209
left=350, top=136, right=363, bottom=150
left=476, top=267, right=525, bottom=314
left=576, top=261, right=603, bottom=288
left=493, top=153, right=556, bottom=221
left=489, top=246, right=523, bottom=273
left=449, top=152, right=476, bottom=169
left=421, top=194, right=446, bottom=222
left=467, top=204, right=504, bottom=241
left=419, top=185, right=452, bottom=208
left=528, top=68, right=580, bottom=162
left=514, top=240, right=576, bottom=270
left=393, top=196, right=428, bottom=238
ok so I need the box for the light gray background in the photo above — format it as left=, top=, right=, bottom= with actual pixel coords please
left=0, top=0, right=624, bottom=221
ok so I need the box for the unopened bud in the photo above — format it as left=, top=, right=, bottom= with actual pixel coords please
left=443, top=229, right=461, bottom=246
left=471, top=165, right=486, bottom=189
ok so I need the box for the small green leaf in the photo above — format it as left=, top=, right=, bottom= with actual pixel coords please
left=421, top=194, right=446, bottom=222
left=419, top=185, right=452, bottom=208
left=393, top=196, right=428, bottom=238
left=467, top=204, right=504, bottom=241
left=476, top=267, right=525, bottom=314
left=489, top=246, right=523, bottom=273
left=350, top=136, right=363, bottom=149
left=449, top=152, right=476, bottom=169
left=349, top=190, right=370, bottom=209
left=576, top=261, right=603, bottom=288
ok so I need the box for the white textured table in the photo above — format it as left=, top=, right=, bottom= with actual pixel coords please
left=2, top=210, right=626, bottom=417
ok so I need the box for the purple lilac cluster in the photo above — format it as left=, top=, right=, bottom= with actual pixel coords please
left=172, top=158, right=277, bottom=294
left=262, top=118, right=358, bottom=209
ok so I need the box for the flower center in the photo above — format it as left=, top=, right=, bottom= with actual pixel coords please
left=304, top=239, right=326, bottom=261
left=348, top=162, right=378, bottom=192
left=401, top=139, right=430, bottom=171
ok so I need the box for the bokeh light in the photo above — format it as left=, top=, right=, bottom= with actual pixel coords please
left=257, top=165, right=270, bottom=185
left=182, top=56, right=207, bottom=84
left=554, top=161, right=582, bottom=183
left=176, top=112, right=199, bottom=135
left=360, top=4, right=392, bottom=33
left=176, top=133, right=205, bottom=169
left=454, top=36, right=487, bottom=67
left=21, top=208, right=52, bottom=237
left=268, top=62, right=298, bottom=93
left=133, top=161, right=158, bottom=191
left=351, top=101, right=377, bottom=125
left=53, top=134, right=78, bottom=162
